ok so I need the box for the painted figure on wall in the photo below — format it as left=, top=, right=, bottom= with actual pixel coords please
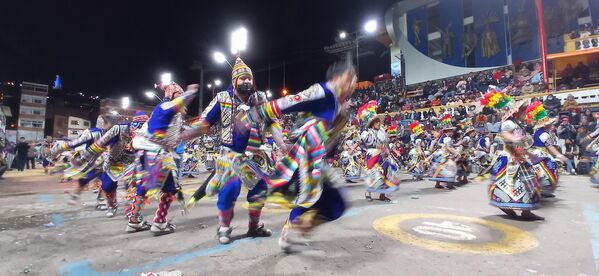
left=481, top=24, right=501, bottom=58
left=461, top=25, right=477, bottom=59
left=441, top=22, right=455, bottom=58
left=412, top=18, right=422, bottom=46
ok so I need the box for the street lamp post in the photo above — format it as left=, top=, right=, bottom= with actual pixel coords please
left=207, top=79, right=222, bottom=99
left=145, top=91, right=162, bottom=102
left=325, top=20, right=378, bottom=80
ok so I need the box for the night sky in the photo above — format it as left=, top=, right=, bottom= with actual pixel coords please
left=1, top=0, right=395, bottom=114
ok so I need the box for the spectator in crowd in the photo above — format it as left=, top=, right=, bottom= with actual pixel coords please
left=557, top=117, right=577, bottom=154
left=26, top=142, right=36, bottom=170
left=544, top=94, right=562, bottom=115
left=562, top=94, right=579, bottom=111
left=486, top=114, right=501, bottom=134
left=15, top=137, right=29, bottom=172
left=561, top=63, right=574, bottom=86
left=573, top=61, right=590, bottom=88
left=521, top=81, right=534, bottom=94
left=4, top=141, right=15, bottom=170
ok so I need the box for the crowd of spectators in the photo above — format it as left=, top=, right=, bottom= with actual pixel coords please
left=568, top=23, right=599, bottom=40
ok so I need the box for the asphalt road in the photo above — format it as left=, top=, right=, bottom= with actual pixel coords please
left=1, top=168, right=598, bottom=276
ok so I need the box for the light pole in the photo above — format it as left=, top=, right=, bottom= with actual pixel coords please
left=326, top=19, right=378, bottom=80
left=214, top=52, right=233, bottom=69
left=160, top=73, right=172, bottom=85
left=145, top=91, right=162, bottom=102
left=207, top=79, right=222, bottom=99
left=231, top=27, right=248, bottom=56
left=121, top=97, right=130, bottom=109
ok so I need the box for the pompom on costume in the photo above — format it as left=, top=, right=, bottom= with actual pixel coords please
left=357, top=100, right=380, bottom=128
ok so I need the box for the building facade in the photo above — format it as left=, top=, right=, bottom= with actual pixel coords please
left=67, top=116, right=90, bottom=139
left=384, top=0, right=597, bottom=85
left=99, top=98, right=154, bottom=121
left=18, top=82, right=48, bottom=141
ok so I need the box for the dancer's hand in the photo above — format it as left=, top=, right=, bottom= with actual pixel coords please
left=180, top=128, right=202, bottom=141
left=186, top=84, right=199, bottom=93
left=184, top=197, right=198, bottom=211
left=556, top=154, right=568, bottom=163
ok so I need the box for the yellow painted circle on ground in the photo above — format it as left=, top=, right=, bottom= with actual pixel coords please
left=372, top=213, right=538, bottom=255
left=241, top=202, right=290, bottom=213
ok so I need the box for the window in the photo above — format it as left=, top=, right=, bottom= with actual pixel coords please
left=83, top=121, right=90, bottom=127
left=71, top=130, right=80, bottom=135
left=33, top=99, right=43, bottom=104
left=20, top=106, right=45, bottom=115
left=19, top=120, right=43, bottom=128
left=70, top=120, right=80, bottom=125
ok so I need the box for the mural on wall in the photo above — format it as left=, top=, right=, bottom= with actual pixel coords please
left=481, top=23, right=501, bottom=58
left=440, top=0, right=464, bottom=66
left=461, top=25, right=477, bottom=59
left=413, top=18, right=422, bottom=46
left=403, top=0, right=593, bottom=67
left=441, top=23, right=455, bottom=58
left=407, top=5, right=428, bottom=55
left=474, top=0, right=507, bottom=67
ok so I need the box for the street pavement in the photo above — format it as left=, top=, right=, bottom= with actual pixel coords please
left=1, top=168, right=598, bottom=276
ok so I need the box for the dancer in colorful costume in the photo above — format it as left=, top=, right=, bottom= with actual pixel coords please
left=580, top=113, right=599, bottom=186
left=407, top=121, right=427, bottom=179
left=359, top=101, right=400, bottom=202
left=340, top=128, right=362, bottom=182
left=51, top=115, right=118, bottom=206
left=428, top=114, right=458, bottom=189
left=41, top=136, right=54, bottom=174
left=80, top=112, right=148, bottom=217
left=181, top=57, right=276, bottom=244
left=474, top=131, right=493, bottom=175
left=247, top=61, right=357, bottom=252
left=484, top=91, right=545, bottom=220
left=526, top=101, right=567, bottom=198
left=455, top=127, right=476, bottom=185
left=126, top=82, right=197, bottom=235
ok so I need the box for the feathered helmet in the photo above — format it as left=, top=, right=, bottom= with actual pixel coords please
left=480, top=88, right=513, bottom=109
left=409, top=120, right=424, bottom=136
left=526, top=101, right=557, bottom=129
left=438, top=113, right=451, bottom=125
left=387, top=124, right=398, bottom=137
left=480, top=87, right=523, bottom=120
left=357, top=100, right=380, bottom=128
